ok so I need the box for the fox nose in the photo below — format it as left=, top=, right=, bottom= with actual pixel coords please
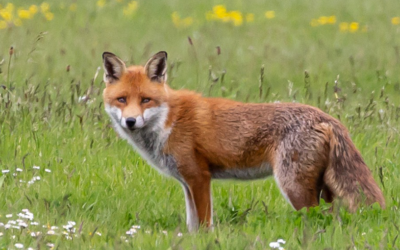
left=125, top=117, right=136, bottom=129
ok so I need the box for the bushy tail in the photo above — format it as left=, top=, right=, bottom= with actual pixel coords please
left=324, top=124, right=385, bottom=211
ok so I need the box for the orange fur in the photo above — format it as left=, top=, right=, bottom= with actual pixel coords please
left=102, top=51, right=385, bottom=232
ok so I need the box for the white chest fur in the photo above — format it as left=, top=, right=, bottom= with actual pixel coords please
left=105, top=104, right=179, bottom=177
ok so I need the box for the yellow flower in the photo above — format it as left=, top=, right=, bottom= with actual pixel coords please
left=172, top=11, right=180, bottom=27
left=14, top=18, right=22, bottom=26
left=97, top=0, right=106, bottom=8
left=171, top=12, right=193, bottom=28
left=41, top=2, right=50, bottom=13
left=230, top=11, right=243, bottom=26
left=392, top=17, right=400, bottom=25
left=246, top=13, right=254, bottom=23
left=310, top=19, right=319, bottom=27
left=339, top=22, right=348, bottom=32
left=0, top=9, right=12, bottom=21
left=45, top=12, right=54, bottom=21
left=318, top=16, right=328, bottom=25
left=0, top=20, right=7, bottom=29
left=18, top=9, right=32, bottom=19
left=213, top=5, right=227, bottom=19
left=349, top=22, right=359, bottom=32
left=70, top=3, right=77, bottom=11
left=29, top=5, right=38, bottom=15
left=5, top=3, right=14, bottom=13
left=265, top=10, right=275, bottom=19
left=328, top=16, right=336, bottom=24
left=182, top=17, right=193, bottom=27
left=123, top=1, right=138, bottom=16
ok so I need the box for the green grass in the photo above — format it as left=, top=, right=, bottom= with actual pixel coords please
left=1, top=0, right=400, bottom=249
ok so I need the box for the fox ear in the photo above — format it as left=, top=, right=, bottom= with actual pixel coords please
left=144, top=51, right=167, bottom=83
left=102, top=52, right=126, bottom=84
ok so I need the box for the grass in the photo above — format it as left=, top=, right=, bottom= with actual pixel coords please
left=1, top=0, right=400, bottom=249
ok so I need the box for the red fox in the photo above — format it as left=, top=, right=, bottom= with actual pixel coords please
left=102, top=51, right=385, bottom=232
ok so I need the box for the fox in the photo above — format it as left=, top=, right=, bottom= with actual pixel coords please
left=102, top=51, right=385, bottom=232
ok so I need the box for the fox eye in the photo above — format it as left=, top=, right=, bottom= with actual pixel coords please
left=117, top=97, right=126, bottom=103
left=142, top=98, right=151, bottom=104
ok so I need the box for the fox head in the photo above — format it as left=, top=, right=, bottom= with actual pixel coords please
left=102, top=51, right=170, bottom=131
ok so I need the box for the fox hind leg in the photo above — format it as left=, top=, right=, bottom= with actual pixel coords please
left=274, top=131, right=330, bottom=210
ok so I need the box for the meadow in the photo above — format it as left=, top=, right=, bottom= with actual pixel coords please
left=1, top=0, right=400, bottom=249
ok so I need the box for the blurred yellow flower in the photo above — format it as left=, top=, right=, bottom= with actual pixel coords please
left=70, top=3, right=77, bottom=11
left=29, top=5, right=38, bottom=15
left=45, top=12, right=54, bottom=21
left=18, top=9, right=33, bottom=19
left=14, top=18, right=22, bottom=26
left=339, top=22, right=348, bottom=32
left=265, top=11, right=275, bottom=19
left=246, top=13, right=254, bottom=23
left=0, top=20, right=7, bottom=29
left=40, top=2, right=50, bottom=13
left=6, top=3, right=14, bottom=13
left=310, top=19, right=319, bottom=27
left=172, top=12, right=193, bottom=28
left=349, top=22, right=359, bottom=32
left=0, top=9, right=12, bottom=21
left=392, top=17, right=400, bottom=25
left=213, top=5, right=228, bottom=20
left=328, top=16, right=336, bottom=24
left=318, top=16, right=328, bottom=25
left=123, top=1, right=138, bottom=16
left=97, top=0, right=106, bottom=8
left=230, top=11, right=243, bottom=26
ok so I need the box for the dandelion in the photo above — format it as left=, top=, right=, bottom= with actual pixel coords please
left=44, top=12, right=54, bottom=21
left=0, top=9, right=12, bottom=21
left=29, top=5, right=38, bottom=15
left=40, top=2, right=50, bottom=13
left=339, top=22, right=348, bottom=32
left=0, top=20, right=7, bottom=29
left=213, top=5, right=228, bottom=20
left=230, top=11, right=243, bottom=26
left=349, top=22, right=359, bottom=32
left=97, top=0, right=106, bottom=8
left=328, top=15, right=336, bottom=24
left=246, top=13, right=254, bottom=23
left=318, top=16, right=328, bottom=25
left=5, top=3, right=14, bottom=13
left=392, top=17, right=400, bottom=25
left=265, top=10, right=275, bottom=19
left=18, top=9, right=32, bottom=19
left=123, top=1, right=138, bottom=16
